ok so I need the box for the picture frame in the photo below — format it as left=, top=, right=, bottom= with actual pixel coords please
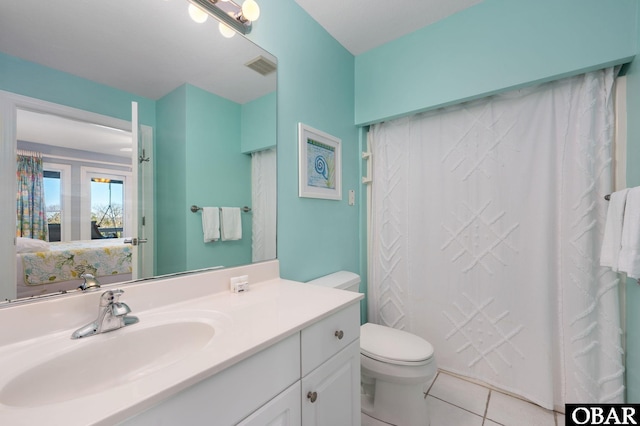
left=298, top=123, right=342, bottom=200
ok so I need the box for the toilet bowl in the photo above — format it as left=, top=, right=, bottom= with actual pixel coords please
left=307, top=271, right=436, bottom=426
left=360, top=323, right=436, bottom=425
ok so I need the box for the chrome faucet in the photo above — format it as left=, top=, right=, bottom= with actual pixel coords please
left=71, top=289, right=139, bottom=339
left=78, top=273, right=101, bottom=291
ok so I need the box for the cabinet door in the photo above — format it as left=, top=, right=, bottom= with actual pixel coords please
left=238, top=381, right=301, bottom=426
left=301, top=340, right=360, bottom=426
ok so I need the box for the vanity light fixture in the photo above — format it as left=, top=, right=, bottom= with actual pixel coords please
left=187, top=0, right=260, bottom=36
left=219, top=12, right=237, bottom=38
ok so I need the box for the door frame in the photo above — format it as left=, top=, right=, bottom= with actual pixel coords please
left=0, top=89, right=154, bottom=300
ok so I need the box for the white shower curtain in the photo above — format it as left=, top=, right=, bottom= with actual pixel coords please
left=251, top=148, right=277, bottom=262
left=368, top=68, right=624, bottom=409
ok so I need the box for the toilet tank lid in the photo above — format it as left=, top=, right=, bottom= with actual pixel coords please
left=306, top=271, right=360, bottom=290
left=361, top=323, right=434, bottom=363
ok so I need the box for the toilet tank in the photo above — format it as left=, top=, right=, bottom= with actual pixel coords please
left=306, top=271, right=361, bottom=293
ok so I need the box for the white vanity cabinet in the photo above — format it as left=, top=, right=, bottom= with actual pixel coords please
left=300, top=303, right=361, bottom=426
left=123, top=302, right=361, bottom=426
left=237, top=302, right=361, bottom=426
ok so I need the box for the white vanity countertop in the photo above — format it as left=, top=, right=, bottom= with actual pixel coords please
left=0, top=262, right=363, bottom=425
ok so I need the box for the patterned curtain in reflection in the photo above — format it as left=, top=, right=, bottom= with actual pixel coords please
left=16, top=150, right=48, bottom=240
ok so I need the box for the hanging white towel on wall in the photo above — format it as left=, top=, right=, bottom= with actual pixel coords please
left=600, top=189, right=629, bottom=270
left=617, top=187, right=640, bottom=278
left=221, top=207, right=242, bottom=241
left=201, top=207, right=220, bottom=242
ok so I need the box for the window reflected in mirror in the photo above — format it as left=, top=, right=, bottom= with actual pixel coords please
left=43, top=170, right=61, bottom=241
left=90, top=177, right=124, bottom=239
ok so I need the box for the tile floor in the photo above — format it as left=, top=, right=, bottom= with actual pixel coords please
left=424, top=371, right=565, bottom=426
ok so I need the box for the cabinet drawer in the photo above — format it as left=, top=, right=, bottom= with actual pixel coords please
left=301, top=303, right=360, bottom=376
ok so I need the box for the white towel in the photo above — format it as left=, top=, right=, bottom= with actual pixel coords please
left=600, top=189, right=629, bottom=270
left=201, top=207, right=220, bottom=242
left=618, top=187, right=640, bottom=278
left=220, top=207, right=242, bottom=241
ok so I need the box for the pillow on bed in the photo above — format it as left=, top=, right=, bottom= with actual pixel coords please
left=16, top=237, right=50, bottom=253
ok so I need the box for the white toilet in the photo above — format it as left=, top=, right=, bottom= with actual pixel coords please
left=308, top=271, right=436, bottom=426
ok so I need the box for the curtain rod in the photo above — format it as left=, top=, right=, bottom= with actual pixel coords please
left=17, top=149, right=42, bottom=158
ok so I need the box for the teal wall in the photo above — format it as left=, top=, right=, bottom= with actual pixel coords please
left=156, top=84, right=252, bottom=274
left=0, top=52, right=155, bottom=127
left=241, top=91, right=277, bottom=153
left=355, top=0, right=637, bottom=125
left=155, top=86, right=188, bottom=275
left=184, top=85, right=252, bottom=270
left=248, top=0, right=360, bottom=283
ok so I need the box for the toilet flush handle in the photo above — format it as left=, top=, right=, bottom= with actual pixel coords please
left=334, top=330, right=344, bottom=340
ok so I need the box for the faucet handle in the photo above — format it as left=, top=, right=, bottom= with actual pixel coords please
left=111, top=289, right=124, bottom=301
left=79, top=273, right=101, bottom=291
left=99, top=289, right=124, bottom=306
left=111, top=302, right=132, bottom=317
left=99, top=290, right=114, bottom=306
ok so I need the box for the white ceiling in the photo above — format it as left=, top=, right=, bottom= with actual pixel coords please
left=17, top=110, right=133, bottom=159
left=0, top=0, right=276, bottom=104
left=1, top=0, right=276, bottom=156
left=295, top=0, right=483, bottom=55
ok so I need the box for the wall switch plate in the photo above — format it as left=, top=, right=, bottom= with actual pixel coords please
left=230, top=275, right=249, bottom=293
left=348, top=189, right=355, bottom=206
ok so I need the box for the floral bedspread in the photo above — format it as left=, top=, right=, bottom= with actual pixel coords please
left=21, top=239, right=132, bottom=286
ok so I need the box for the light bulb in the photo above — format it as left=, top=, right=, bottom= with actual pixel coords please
left=241, top=0, right=260, bottom=22
left=188, top=4, right=208, bottom=23
left=219, top=22, right=235, bottom=38
left=219, top=12, right=236, bottom=38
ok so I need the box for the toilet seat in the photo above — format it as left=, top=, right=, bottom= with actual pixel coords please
left=360, top=323, right=434, bottom=366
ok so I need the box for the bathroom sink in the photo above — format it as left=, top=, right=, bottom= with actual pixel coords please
left=0, top=318, right=218, bottom=407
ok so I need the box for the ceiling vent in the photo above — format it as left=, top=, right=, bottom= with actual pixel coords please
left=245, top=56, right=277, bottom=76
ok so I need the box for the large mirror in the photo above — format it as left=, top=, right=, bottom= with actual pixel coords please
left=0, top=0, right=277, bottom=303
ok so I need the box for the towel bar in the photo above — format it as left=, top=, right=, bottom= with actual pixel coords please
left=190, top=205, right=251, bottom=213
